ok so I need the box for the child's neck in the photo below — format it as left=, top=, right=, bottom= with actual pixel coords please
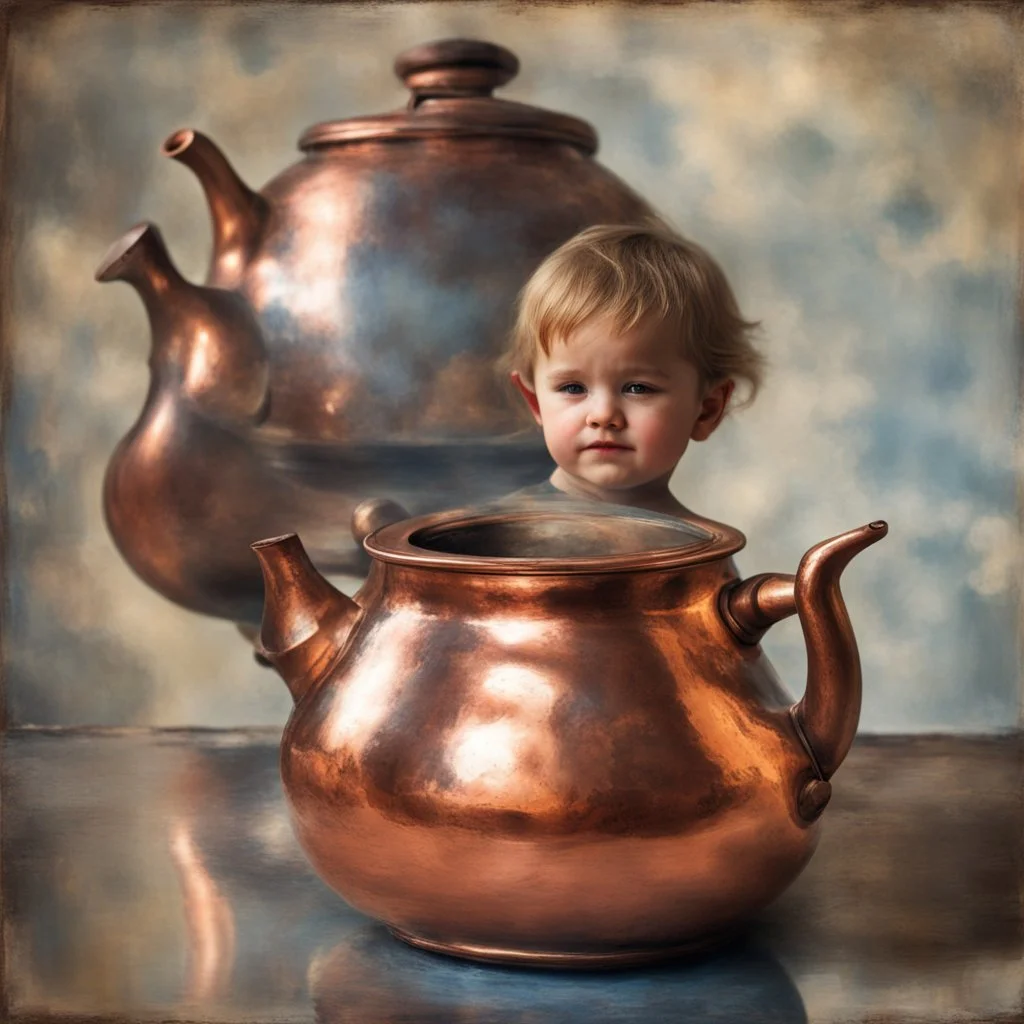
left=548, top=468, right=694, bottom=519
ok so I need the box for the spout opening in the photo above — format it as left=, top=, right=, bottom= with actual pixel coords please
left=162, top=128, right=195, bottom=158
left=869, top=520, right=888, bottom=531
left=95, top=223, right=155, bottom=282
left=251, top=533, right=298, bottom=551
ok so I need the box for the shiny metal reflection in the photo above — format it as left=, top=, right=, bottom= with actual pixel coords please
left=250, top=503, right=887, bottom=965
left=5, top=732, right=1021, bottom=1018
left=169, top=817, right=237, bottom=1002
left=311, top=927, right=808, bottom=1023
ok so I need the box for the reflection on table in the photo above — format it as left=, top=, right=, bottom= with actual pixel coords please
left=3, top=731, right=1020, bottom=1022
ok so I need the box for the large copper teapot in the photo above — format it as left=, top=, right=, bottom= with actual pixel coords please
left=96, top=39, right=652, bottom=625
left=251, top=501, right=887, bottom=966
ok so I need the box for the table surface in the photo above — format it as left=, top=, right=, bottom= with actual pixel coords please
left=2, top=729, right=1021, bottom=1024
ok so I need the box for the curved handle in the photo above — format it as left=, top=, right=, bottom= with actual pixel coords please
left=721, top=521, right=888, bottom=823
left=791, top=522, right=888, bottom=779
left=720, top=573, right=797, bottom=644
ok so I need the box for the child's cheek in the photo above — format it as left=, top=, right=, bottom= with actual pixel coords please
left=633, top=411, right=674, bottom=462
left=540, top=406, right=575, bottom=461
left=554, top=416, right=579, bottom=457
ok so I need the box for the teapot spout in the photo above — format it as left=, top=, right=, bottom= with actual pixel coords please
left=163, top=129, right=268, bottom=289
left=793, top=521, right=888, bottom=780
left=252, top=534, right=361, bottom=703
left=95, top=221, right=188, bottom=326
left=96, top=222, right=270, bottom=424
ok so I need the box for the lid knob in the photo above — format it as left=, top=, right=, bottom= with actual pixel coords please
left=395, top=39, right=519, bottom=103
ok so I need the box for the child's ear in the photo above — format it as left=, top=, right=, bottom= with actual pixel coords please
left=510, top=371, right=543, bottom=425
left=690, top=379, right=735, bottom=441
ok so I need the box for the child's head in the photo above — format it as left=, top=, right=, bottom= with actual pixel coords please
left=503, top=221, right=764, bottom=497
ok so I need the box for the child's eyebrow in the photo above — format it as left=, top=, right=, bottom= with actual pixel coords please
left=543, top=368, right=585, bottom=382
left=543, top=366, right=672, bottom=381
left=620, top=366, right=672, bottom=379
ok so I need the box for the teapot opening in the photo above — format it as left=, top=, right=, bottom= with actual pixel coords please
left=409, top=511, right=709, bottom=560
left=162, top=128, right=194, bottom=158
left=366, top=505, right=744, bottom=575
left=95, top=223, right=153, bottom=282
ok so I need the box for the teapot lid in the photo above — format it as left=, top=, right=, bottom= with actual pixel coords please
left=298, top=39, right=598, bottom=154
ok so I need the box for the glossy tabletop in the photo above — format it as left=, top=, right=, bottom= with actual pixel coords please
left=3, top=730, right=1020, bottom=1023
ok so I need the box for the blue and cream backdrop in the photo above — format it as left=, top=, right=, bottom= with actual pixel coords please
left=4, top=2, right=1020, bottom=729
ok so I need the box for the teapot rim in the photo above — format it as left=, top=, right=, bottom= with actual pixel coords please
left=298, top=100, right=597, bottom=154
left=362, top=505, right=746, bottom=576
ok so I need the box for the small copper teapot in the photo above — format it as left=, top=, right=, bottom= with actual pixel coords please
left=252, top=501, right=887, bottom=966
left=97, top=39, right=652, bottom=625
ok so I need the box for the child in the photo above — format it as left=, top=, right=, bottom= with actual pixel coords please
left=500, top=221, right=764, bottom=520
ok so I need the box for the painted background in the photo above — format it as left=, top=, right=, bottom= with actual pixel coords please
left=3, top=1, right=1020, bottom=729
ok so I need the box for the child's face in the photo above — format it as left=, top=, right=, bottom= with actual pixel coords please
left=513, top=313, right=733, bottom=494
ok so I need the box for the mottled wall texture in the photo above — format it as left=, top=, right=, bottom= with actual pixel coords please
left=3, top=2, right=1020, bottom=728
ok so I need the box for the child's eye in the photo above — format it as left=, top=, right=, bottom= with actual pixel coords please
left=556, top=382, right=586, bottom=395
left=623, top=382, right=657, bottom=395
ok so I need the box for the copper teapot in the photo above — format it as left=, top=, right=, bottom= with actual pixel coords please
left=96, top=39, right=652, bottom=625
left=251, top=500, right=887, bottom=966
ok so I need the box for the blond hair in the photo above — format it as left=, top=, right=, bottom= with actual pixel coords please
left=502, top=221, right=764, bottom=406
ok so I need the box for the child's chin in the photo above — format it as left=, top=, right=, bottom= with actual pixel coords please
left=578, top=472, right=642, bottom=491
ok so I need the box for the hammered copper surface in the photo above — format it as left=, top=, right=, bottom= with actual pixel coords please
left=95, top=38, right=652, bottom=626
left=4, top=731, right=1020, bottom=1023
left=250, top=505, right=886, bottom=964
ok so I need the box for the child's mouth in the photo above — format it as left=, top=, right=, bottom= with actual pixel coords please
left=584, top=443, right=632, bottom=451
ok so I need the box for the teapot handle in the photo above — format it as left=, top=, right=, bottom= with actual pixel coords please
left=721, top=521, right=888, bottom=821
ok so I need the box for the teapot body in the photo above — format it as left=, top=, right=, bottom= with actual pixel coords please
left=279, top=552, right=819, bottom=965
left=101, top=40, right=654, bottom=624
left=245, top=138, right=650, bottom=440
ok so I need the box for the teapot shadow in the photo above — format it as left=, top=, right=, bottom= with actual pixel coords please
left=312, top=924, right=808, bottom=1024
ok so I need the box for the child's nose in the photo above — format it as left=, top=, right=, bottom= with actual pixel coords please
left=587, top=394, right=626, bottom=430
